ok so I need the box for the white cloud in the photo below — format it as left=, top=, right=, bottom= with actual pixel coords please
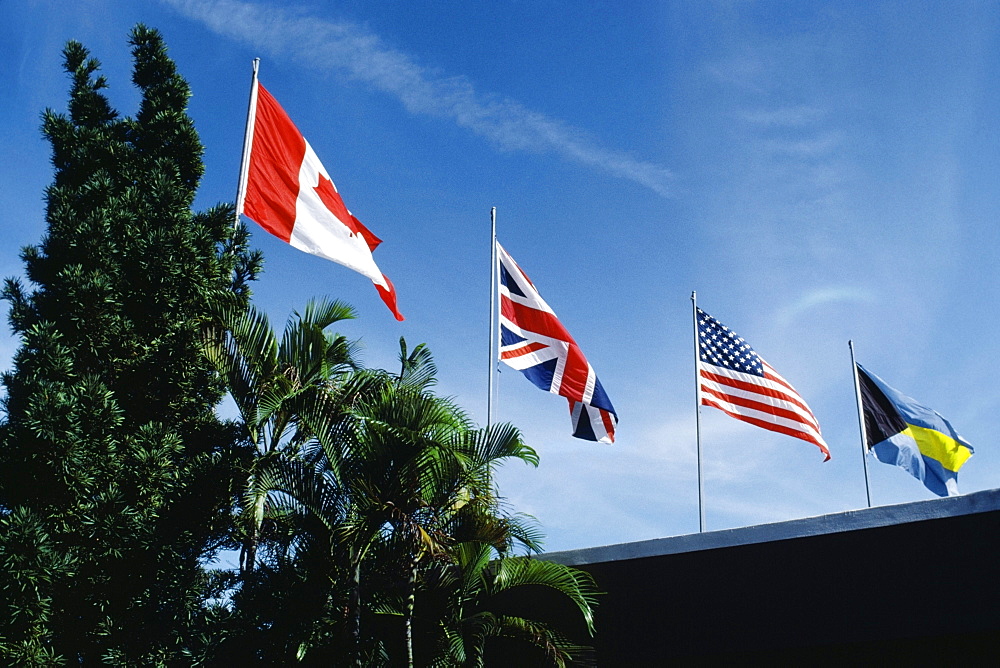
left=160, top=0, right=673, bottom=196
left=742, top=105, right=825, bottom=127
left=774, top=287, right=877, bottom=328
left=761, top=133, right=842, bottom=158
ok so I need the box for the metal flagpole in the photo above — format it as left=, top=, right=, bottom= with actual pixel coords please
left=848, top=340, right=873, bottom=508
left=487, top=207, right=498, bottom=428
left=233, top=58, right=260, bottom=229
left=692, top=291, right=705, bottom=533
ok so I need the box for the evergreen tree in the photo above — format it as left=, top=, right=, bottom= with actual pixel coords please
left=0, top=26, right=260, bottom=663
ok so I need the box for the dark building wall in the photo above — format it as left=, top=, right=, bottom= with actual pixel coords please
left=542, top=489, right=1000, bottom=664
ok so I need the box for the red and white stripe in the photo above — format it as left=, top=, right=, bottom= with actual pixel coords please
left=496, top=242, right=617, bottom=443
left=699, top=360, right=829, bottom=460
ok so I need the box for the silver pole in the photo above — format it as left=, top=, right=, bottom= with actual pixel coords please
left=234, top=58, right=260, bottom=228
left=692, top=291, right=705, bottom=533
left=487, top=207, right=498, bottom=427
left=849, top=340, right=873, bottom=508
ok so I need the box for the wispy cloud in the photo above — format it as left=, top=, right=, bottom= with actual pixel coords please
left=761, top=133, right=842, bottom=158
left=774, top=287, right=876, bottom=328
left=161, top=0, right=673, bottom=196
left=742, top=105, right=825, bottom=127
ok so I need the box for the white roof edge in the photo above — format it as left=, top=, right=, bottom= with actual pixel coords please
left=543, top=488, right=1000, bottom=566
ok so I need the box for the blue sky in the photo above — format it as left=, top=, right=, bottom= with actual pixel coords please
left=4, top=0, right=1000, bottom=552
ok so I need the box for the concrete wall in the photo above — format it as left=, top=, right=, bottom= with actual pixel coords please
left=543, top=489, right=1000, bottom=663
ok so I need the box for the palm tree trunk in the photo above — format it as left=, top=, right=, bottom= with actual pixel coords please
left=350, top=557, right=362, bottom=668
left=241, top=462, right=268, bottom=576
left=242, top=531, right=258, bottom=576
left=239, top=543, right=252, bottom=576
left=406, top=553, right=418, bottom=668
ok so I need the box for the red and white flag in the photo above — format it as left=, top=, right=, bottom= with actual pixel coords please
left=237, top=80, right=403, bottom=320
left=696, top=307, right=829, bottom=460
left=497, top=242, right=618, bottom=443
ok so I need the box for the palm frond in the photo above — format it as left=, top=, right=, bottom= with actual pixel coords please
left=446, top=507, right=545, bottom=555
left=464, top=422, right=539, bottom=469
left=488, top=615, right=595, bottom=668
left=224, top=303, right=280, bottom=379
left=430, top=624, right=469, bottom=667
left=202, top=302, right=280, bottom=443
left=292, top=296, right=356, bottom=331
left=279, top=316, right=337, bottom=389
left=397, top=337, right=437, bottom=389
left=258, top=456, right=348, bottom=536
left=485, top=558, right=600, bottom=635
left=324, top=332, right=363, bottom=374
left=452, top=541, right=495, bottom=593
left=504, top=513, right=545, bottom=555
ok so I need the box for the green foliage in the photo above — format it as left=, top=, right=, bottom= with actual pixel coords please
left=427, top=542, right=599, bottom=667
left=202, top=296, right=360, bottom=576
left=0, top=24, right=596, bottom=666
left=204, top=303, right=596, bottom=665
left=0, top=25, right=259, bottom=663
left=0, top=508, right=74, bottom=665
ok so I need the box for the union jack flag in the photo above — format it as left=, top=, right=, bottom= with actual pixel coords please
left=496, top=242, right=618, bottom=443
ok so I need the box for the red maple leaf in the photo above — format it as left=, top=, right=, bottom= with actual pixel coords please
left=313, top=174, right=382, bottom=252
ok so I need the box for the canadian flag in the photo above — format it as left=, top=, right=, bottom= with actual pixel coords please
left=238, top=81, right=403, bottom=320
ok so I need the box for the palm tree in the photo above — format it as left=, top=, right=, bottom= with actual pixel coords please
left=201, top=297, right=360, bottom=575
left=205, top=303, right=591, bottom=665
left=351, top=341, right=549, bottom=667
left=261, top=339, right=542, bottom=665
left=425, top=541, right=600, bottom=667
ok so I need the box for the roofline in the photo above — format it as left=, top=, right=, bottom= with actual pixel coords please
left=543, top=487, right=1000, bottom=566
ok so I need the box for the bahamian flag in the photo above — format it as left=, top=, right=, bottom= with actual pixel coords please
left=856, top=364, right=973, bottom=497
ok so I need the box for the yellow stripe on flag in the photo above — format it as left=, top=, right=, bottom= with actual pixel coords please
left=902, top=424, right=973, bottom=473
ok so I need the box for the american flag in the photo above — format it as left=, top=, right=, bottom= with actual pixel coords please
left=496, top=242, right=618, bottom=443
left=697, top=308, right=829, bottom=460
